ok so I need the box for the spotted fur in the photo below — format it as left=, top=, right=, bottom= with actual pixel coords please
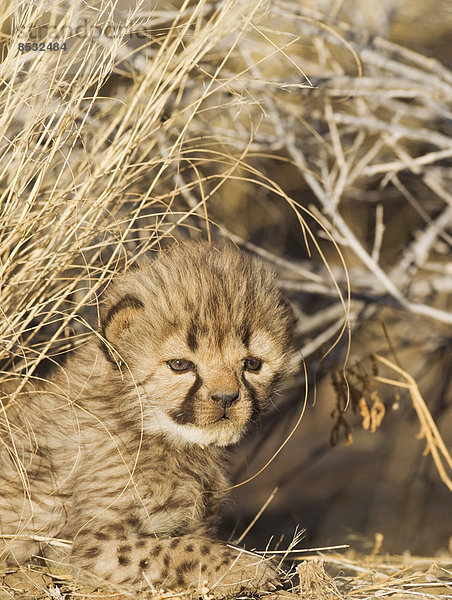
left=0, top=242, right=297, bottom=593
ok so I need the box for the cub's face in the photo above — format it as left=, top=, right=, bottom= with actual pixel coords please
left=100, top=243, right=297, bottom=447
left=135, top=327, right=290, bottom=446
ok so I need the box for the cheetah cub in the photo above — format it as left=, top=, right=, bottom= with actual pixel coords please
left=0, top=242, right=297, bottom=593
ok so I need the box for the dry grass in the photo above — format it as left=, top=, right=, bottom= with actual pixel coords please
left=328, top=354, right=452, bottom=492
left=1, top=0, right=451, bottom=597
left=1, top=549, right=452, bottom=599
left=1, top=0, right=451, bottom=379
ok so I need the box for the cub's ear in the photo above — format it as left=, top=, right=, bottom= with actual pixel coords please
left=102, top=293, right=144, bottom=344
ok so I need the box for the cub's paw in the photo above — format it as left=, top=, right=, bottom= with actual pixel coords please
left=208, top=547, right=280, bottom=594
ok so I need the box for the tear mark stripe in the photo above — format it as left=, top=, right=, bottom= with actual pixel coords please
left=170, top=373, right=203, bottom=424
left=241, top=372, right=260, bottom=421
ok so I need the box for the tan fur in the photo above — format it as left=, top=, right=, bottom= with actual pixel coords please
left=0, top=242, right=297, bottom=593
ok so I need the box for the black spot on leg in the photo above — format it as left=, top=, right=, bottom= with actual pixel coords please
left=118, top=544, right=132, bottom=553
left=179, top=560, right=197, bottom=573
left=139, top=558, right=148, bottom=569
left=170, top=538, right=181, bottom=549
left=201, top=544, right=210, bottom=555
left=184, top=543, right=194, bottom=553
left=118, top=554, right=130, bottom=566
left=176, top=560, right=198, bottom=587
left=135, top=539, right=146, bottom=548
left=94, top=531, right=109, bottom=541
left=163, top=553, right=171, bottom=568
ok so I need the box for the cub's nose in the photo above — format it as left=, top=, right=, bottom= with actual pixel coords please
left=211, top=390, right=239, bottom=409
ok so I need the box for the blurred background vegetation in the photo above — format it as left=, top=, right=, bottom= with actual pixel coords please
left=0, top=0, right=451, bottom=560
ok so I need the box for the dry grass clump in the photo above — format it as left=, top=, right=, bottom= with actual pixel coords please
left=0, top=0, right=451, bottom=596
left=294, top=550, right=452, bottom=600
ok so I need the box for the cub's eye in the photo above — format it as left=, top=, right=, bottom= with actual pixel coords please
left=167, top=359, right=194, bottom=372
left=243, top=357, right=262, bottom=372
